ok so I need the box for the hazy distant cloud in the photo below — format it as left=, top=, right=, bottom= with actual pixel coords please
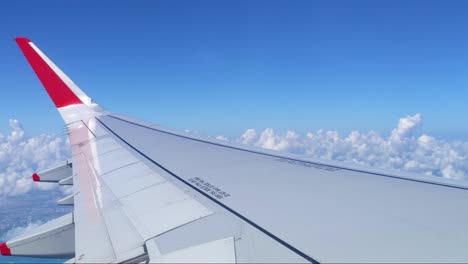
left=236, top=114, right=468, bottom=180
left=0, top=221, right=43, bottom=241
left=0, top=119, right=70, bottom=196
left=215, top=135, right=228, bottom=141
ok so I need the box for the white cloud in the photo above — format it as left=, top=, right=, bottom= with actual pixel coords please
left=215, top=135, right=228, bottom=141
left=1, top=114, right=466, bottom=199
left=0, top=119, right=70, bottom=196
left=0, top=221, right=43, bottom=241
left=235, top=114, right=468, bottom=180
left=240, top=128, right=257, bottom=145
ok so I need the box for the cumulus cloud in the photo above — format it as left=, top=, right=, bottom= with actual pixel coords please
left=0, top=221, right=43, bottom=241
left=0, top=119, right=70, bottom=196
left=234, top=114, right=468, bottom=180
left=241, top=129, right=257, bottom=145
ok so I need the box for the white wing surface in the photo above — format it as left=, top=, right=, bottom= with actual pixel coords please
left=1, top=37, right=468, bottom=263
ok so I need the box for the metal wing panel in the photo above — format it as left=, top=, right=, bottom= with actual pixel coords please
left=96, top=114, right=468, bottom=263
left=149, top=237, right=236, bottom=263
left=69, top=119, right=148, bottom=263
left=119, top=181, right=213, bottom=239
left=68, top=117, right=217, bottom=263
left=71, top=150, right=116, bottom=263
left=90, top=148, right=139, bottom=176
left=100, top=162, right=166, bottom=199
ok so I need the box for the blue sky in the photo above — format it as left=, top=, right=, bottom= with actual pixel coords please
left=0, top=1, right=467, bottom=139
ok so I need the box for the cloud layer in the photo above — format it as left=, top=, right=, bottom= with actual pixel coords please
left=0, top=114, right=467, bottom=198
left=0, top=120, right=70, bottom=196
left=228, top=113, right=468, bottom=180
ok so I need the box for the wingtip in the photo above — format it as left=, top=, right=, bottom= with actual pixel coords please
left=0, top=242, right=11, bottom=256
left=15, top=37, right=31, bottom=44
left=32, top=173, right=40, bottom=182
left=14, top=36, right=85, bottom=109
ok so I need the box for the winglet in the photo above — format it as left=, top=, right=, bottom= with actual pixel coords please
left=15, top=37, right=84, bottom=108
left=0, top=242, right=11, bottom=256
left=32, top=173, right=40, bottom=182
left=15, top=37, right=31, bottom=43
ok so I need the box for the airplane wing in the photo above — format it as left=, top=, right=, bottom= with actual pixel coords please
left=1, top=37, right=468, bottom=263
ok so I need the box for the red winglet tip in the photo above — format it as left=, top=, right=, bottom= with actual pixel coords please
left=14, top=36, right=84, bottom=108
left=32, top=173, right=40, bottom=182
left=15, top=37, right=31, bottom=44
left=0, top=242, right=11, bottom=256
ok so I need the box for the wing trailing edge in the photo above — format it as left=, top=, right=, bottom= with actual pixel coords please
left=0, top=213, right=75, bottom=259
left=32, top=160, right=73, bottom=183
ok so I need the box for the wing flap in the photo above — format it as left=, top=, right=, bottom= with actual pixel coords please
left=32, top=160, right=72, bottom=182
left=120, top=182, right=213, bottom=238
left=148, top=237, right=236, bottom=263
left=0, top=213, right=74, bottom=259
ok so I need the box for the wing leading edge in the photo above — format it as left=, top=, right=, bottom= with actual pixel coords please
left=2, top=37, right=468, bottom=263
